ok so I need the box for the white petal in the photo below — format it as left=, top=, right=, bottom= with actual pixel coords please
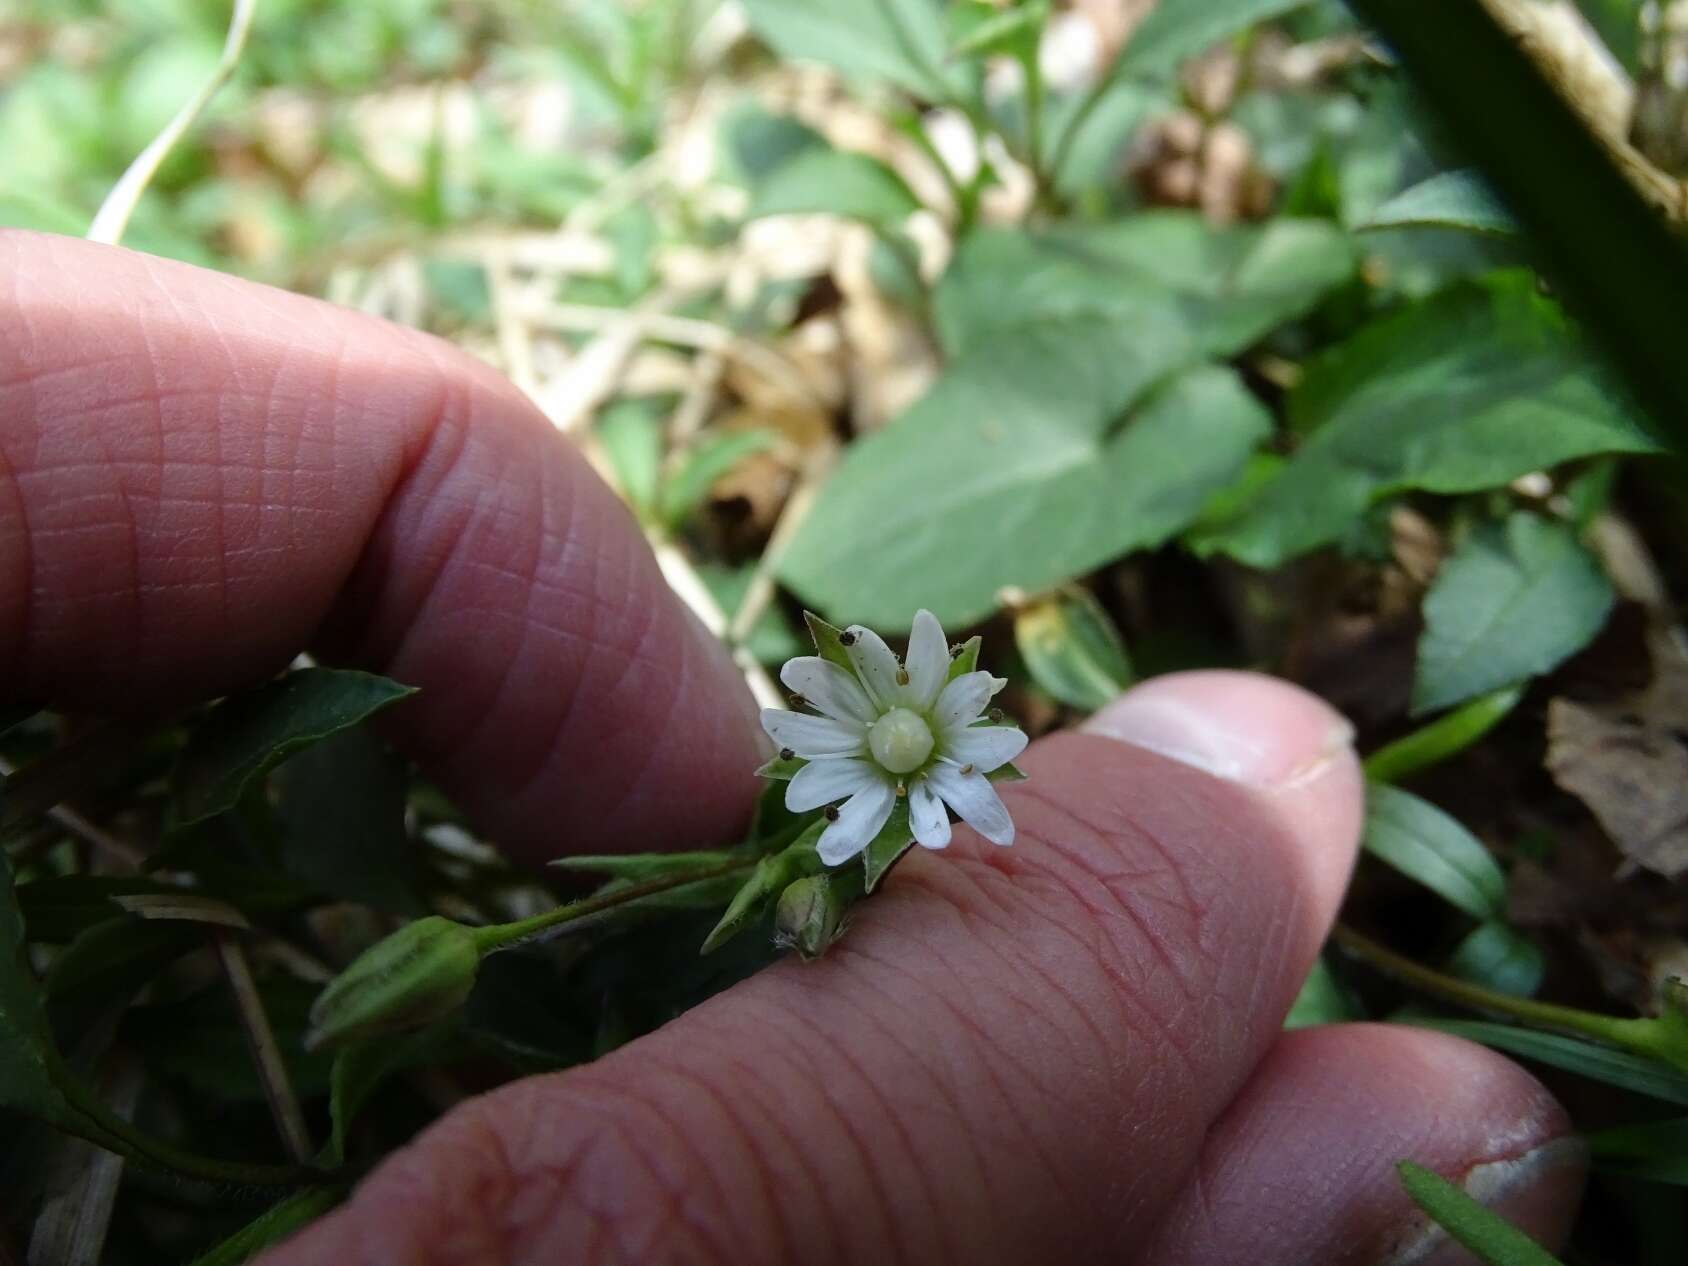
left=844, top=626, right=902, bottom=710
left=761, top=708, right=867, bottom=759
left=908, top=778, right=951, bottom=849
left=941, top=725, right=1028, bottom=774
left=785, top=757, right=878, bottom=812
left=780, top=657, right=876, bottom=724
left=902, top=609, right=949, bottom=710
left=933, top=670, right=1005, bottom=732
left=927, top=763, right=1015, bottom=846
left=816, top=780, right=896, bottom=866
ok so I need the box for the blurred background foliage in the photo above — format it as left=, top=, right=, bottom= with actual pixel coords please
left=5, top=0, right=1688, bottom=1262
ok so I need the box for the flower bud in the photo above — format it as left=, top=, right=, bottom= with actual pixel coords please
left=305, top=916, right=480, bottom=1051
left=774, top=873, right=856, bottom=960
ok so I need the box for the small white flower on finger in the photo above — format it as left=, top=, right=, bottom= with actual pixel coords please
left=761, top=610, right=1028, bottom=867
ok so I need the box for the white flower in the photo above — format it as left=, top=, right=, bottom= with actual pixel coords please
left=761, top=610, right=1029, bottom=867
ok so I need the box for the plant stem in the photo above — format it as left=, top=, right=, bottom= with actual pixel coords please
left=1045, top=73, right=1109, bottom=198
left=1332, top=924, right=1670, bottom=1060
left=57, top=1072, right=307, bottom=1187
left=1362, top=685, right=1525, bottom=785
left=472, top=859, right=756, bottom=954
left=1021, top=47, right=1047, bottom=210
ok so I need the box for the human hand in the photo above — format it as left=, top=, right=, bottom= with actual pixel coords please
left=2, top=232, right=1583, bottom=1265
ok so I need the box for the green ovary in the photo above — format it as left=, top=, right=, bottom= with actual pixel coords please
left=869, top=707, right=934, bottom=774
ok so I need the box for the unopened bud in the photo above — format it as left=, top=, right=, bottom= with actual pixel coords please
left=775, top=874, right=851, bottom=960
left=305, top=916, right=480, bottom=1050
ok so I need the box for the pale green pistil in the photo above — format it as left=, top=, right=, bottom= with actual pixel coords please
left=869, top=707, right=934, bottom=774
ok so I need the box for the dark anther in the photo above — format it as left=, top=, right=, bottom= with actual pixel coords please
left=780, top=747, right=794, bottom=761
left=988, top=707, right=1004, bottom=722
left=824, top=805, right=840, bottom=821
left=840, top=630, right=858, bottom=646
left=790, top=693, right=809, bottom=708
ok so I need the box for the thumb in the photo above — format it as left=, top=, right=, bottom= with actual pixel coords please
left=261, top=673, right=1566, bottom=1265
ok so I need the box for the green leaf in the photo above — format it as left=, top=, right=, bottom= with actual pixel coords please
left=1396, top=1161, right=1566, bottom=1265
left=1013, top=589, right=1134, bottom=712
left=1362, top=170, right=1518, bottom=236
left=1363, top=685, right=1525, bottom=785
left=1412, top=514, right=1613, bottom=716
left=1407, top=1018, right=1688, bottom=1106
left=1194, top=276, right=1662, bottom=567
left=660, top=429, right=778, bottom=530
left=597, top=398, right=663, bottom=518
left=1588, top=1117, right=1688, bottom=1185
left=934, top=214, right=1355, bottom=360
left=1110, top=0, right=1311, bottom=80
left=172, top=669, right=417, bottom=828
left=738, top=0, right=960, bottom=100
left=275, top=727, right=424, bottom=914
left=950, top=0, right=1047, bottom=60
left=45, top=917, right=203, bottom=1009
left=749, top=149, right=921, bottom=228
left=1285, top=956, right=1363, bottom=1029
left=1363, top=783, right=1507, bottom=921
left=860, top=800, right=916, bottom=893
left=701, top=827, right=823, bottom=954
left=1445, top=922, right=1544, bottom=999
left=780, top=328, right=1271, bottom=629
left=0, top=848, right=82, bottom=1135
left=1342, top=0, right=1687, bottom=459
left=187, top=1187, right=344, bottom=1266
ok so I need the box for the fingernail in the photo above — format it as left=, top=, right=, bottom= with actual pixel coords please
left=1379, top=1137, right=1588, bottom=1266
left=1081, top=670, right=1355, bottom=792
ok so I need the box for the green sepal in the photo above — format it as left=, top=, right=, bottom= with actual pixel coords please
left=947, top=635, right=982, bottom=679
left=861, top=801, right=917, bottom=893
left=802, top=611, right=856, bottom=671
left=700, top=824, right=825, bottom=954
left=754, top=754, right=807, bottom=781
left=989, top=761, right=1028, bottom=784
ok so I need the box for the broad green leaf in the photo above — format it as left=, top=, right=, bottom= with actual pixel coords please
left=749, top=148, right=921, bottom=228
left=187, top=1187, right=344, bottom=1266
left=1362, top=170, right=1518, bottom=236
left=661, top=429, right=778, bottom=530
left=1445, top=921, right=1544, bottom=998
left=1408, top=1018, right=1688, bottom=1105
left=1111, top=0, right=1312, bottom=80
left=1396, top=1162, right=1566, bottom=1265
left=934, top=214, right=1355, bottom=360
left=1285, top=955, right=1363, bottom=1029
left=46, top=917, right=203, bottom=1008
left=738, top=0, right=960, bottom=100
left=275, top=727, right=424, bottom=914
left=1363, top=783, right=1507, bottom=920
left=1588, top=1117, right=1688, bottom=1184
left=0, top=847, right=82, bottom=1133
left=1013, top=589, right=1134, bottom=711
left=780, top=327, right=1271, bottom=629
left=173, top=669, right=417, bottom=828
left=1193, top=275, right=1662, bottom=567
left=717, top=104, right=826, bottom=187
left=1413, top=514, right=1613, bottom=716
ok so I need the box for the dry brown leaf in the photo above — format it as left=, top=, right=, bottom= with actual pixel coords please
left=1546, top=635, right=1688, bottom=877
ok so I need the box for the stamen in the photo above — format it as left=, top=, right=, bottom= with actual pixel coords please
left=779, top=747, right=794, bottom=761
left=824, top=805, right=840, bottom=821
left=895, top=782, right=907, bottom=798
left=988, top=707, right=1003, bottom=722
left=959, top=763, right=975, bottom=776
left=895, top=667, right=910, bottom=686
left=790, top=693, right=809, bottom=709
left=840, top=630, right=858, bottom=646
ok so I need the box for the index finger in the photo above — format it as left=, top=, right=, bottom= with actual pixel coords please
left=0, top=231, right=764, bottom=861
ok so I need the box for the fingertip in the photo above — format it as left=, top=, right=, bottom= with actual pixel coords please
left=1078, top=669, right=1364, bottom=917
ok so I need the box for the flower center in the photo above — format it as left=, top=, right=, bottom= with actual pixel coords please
left=869, top=707, right=933, bottom=774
